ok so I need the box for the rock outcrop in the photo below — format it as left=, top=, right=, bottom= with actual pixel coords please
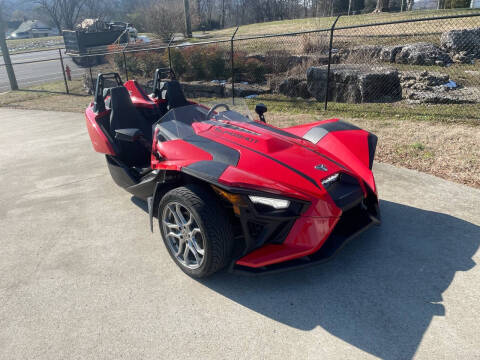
left=307, top=65, right=401, bottom=103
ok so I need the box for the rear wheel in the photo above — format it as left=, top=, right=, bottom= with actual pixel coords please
left=158, top=184, right=234, bottom=278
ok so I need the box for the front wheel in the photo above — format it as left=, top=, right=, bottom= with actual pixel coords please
left=158, top=184, right=234, bottom=278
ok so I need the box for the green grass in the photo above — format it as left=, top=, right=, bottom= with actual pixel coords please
left=194, top=94, right=480, bottom=125
left=193, top=8, right=480, bottom=40
left=241, top=94, right=480, bottom=125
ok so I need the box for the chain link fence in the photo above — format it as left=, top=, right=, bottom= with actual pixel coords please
left=0, top=48, right=85, bottom=93
left=3, top=10, right=480, bottom=126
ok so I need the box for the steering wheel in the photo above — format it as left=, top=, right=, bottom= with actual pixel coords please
left=206, top=103, right=230, bottom=119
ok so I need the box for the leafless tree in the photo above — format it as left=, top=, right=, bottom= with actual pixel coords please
left=34, top=0, right=86, bottom=32
left=374, top=0, right=390, bottom=11
left=146, top=0, right=185, bottom=40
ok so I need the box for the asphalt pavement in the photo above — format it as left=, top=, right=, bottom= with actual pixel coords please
left=0, top=108, right=479, bottom=359
left=0, top=50, right=83, bottom=92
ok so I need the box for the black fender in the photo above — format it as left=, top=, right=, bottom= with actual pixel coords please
left=147, top=171, right=181, bottom=232
left=148, top=174, right=165, bottom=233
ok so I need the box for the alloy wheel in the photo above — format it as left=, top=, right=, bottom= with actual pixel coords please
left=162, top=202, right=205, bottom=269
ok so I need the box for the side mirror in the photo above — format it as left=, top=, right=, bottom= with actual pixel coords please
left=255, top=103, right=267, bottom=122
left=115, top=128, right=144, bottom=143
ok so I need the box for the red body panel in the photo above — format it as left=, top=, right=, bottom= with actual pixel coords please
left=124, top=80, right=157, bottom=109
left=85, top=105, right=115, bottom=155
left=237, top=216, right=339, bottom=267
left=155, top=139, right=213, bottom=170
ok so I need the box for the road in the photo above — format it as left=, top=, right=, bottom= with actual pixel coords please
left=0, top=108, right=479, bottom=359
left=0, top=50, right=83, bottom=92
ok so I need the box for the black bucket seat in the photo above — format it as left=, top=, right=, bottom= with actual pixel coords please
left=109, top=86, right=152, bottom=168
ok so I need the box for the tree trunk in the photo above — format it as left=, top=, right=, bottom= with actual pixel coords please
left=183, top=0, right=192, bottom=37
left=221, top=0, right=225, bottom=28
left=374, top=0, right=390, bottom=12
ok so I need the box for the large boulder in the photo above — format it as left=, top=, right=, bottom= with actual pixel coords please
left=380, top=45, right=404, bottom=63
left=307, top=65, right=401, bottom=103
left=342, top=45, right=403, bottom=64
left=399, top=70, right=480, bottom=104
left=278, top=78, right=311, bottom=98
left=395, top=43, right=452, bottom=66
left=441, top=27, right=480, bottom=56
left=400, top=70, right=450, bottom=90
left=181, top=81, right=226, bottom=98
left=224, top=82, right=269, bottom=97
left=405, top=86, right=480, bottom=104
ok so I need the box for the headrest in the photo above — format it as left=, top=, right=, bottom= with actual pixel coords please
left=165, top=80, right=188, bottom=108
left=109, top=86, right=133, bottom=108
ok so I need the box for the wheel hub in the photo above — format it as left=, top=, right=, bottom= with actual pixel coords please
left=162, top=202, right=205, bottom=270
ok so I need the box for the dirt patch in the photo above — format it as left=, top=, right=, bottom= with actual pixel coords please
left=268, top=113, right=480, bottom=189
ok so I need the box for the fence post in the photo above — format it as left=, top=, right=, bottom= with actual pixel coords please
left=58, top=48, right=69, bottom=94
left=0, top=6, right=18, bottom=90
left=230, top=26, right=239, bottom=105
left=89, top=65, right=94, bottom=94
left=167, top=35, right=175, bottom=78
left=324, top=15, right=341, bottom=111
left=122, top=52, right=128, bottom=80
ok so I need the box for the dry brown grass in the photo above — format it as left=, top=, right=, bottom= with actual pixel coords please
left=0, top=79, right=90, bottom=113
left=268, top=113, right=480, bottom=189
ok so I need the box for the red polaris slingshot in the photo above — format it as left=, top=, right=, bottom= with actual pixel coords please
left=86, top=69, right=380, bottom=278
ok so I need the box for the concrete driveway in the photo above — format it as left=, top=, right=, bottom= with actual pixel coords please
left=0, top=108, right=479, bottom=360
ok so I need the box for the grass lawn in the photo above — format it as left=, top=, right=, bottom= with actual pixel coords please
left=0, top=79, right=90, bottom=113
left=192, top=8, right=480, bottom=40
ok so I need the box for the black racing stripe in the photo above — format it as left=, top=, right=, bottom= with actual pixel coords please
left=367, top=133, right=378, bottom=170
left=183, top=161, right=229, bottom=182
left=302, top=126, right=329, bottom=144
left=205, top=120, right=261, bottom=135
left=220, top=139, right=321, bottom=190
left=301, top=145, right=347, bottom=170
left=248, top=121, right=305, bottom=140
left=156, top=120, right=195, bottom=140
left=316, top=120, right=361, bottom=132
left=247, top=120, right=347, bottom=170
left=245, top=120, right=347, bottom=170
left=156, top=120, right=240, bottom=166
left=186, top=135, right=240, bottom=166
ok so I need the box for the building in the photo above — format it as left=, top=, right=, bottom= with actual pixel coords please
left=9, top=20, right=56, bottom=39
left=412, top=0, right=439, bottom=10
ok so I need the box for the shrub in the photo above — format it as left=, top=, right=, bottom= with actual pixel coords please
left=263, top=50, right=292, bottom=73
left=168, top=49, right=188, bottom=78
left=138, top=51, right=168, bottom=78
left=301, top=34, right=328, bottom=54
left=181, top=46, right=229, bottom=81
left=205, top=47, right=228, bottom=79
left=242, top=58, right=266, bottom=83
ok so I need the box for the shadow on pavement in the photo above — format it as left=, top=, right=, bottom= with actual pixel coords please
left=200, top=200, right=480, bottom=360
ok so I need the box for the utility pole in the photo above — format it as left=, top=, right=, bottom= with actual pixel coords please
left=183, top=0, right=192, bottom=38
left=0, top=3, right=18, bottom=90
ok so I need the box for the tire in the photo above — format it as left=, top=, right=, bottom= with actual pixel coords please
left=158, top=184, right=234, bottom=278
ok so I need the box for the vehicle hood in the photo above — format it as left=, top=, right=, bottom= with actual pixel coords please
left=190, top=119, right=374, bottom=198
